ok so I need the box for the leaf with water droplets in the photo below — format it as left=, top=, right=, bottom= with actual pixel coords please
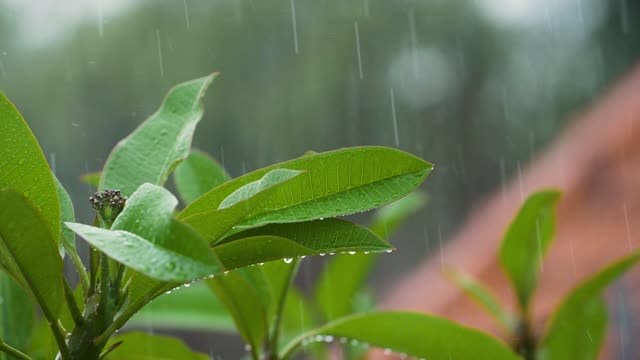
left=67, top=184, right=222, bottom=282
left=0, top=189, right=64, bottom=322
left=100, top=74, right=217, bottom=196
left=280, top=312, right=520, bottom=360
left=314, top=191, right=426, bottom=321
left=179, top=146, right=433, bottom=228
left=0, top=92, right=60, bottom=249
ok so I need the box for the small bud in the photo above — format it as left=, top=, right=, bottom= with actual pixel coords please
left=89, top=189, right=127, bottom=227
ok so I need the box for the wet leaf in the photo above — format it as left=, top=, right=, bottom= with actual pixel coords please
left=280, top=312, right=520, bottom=360
left=54, top=176, right=76, bottom=256
left=0, top=92, right=60, bottom=248
left=314, top=192, right=425, bottom=321
left=179, top=146, right=433, bottom=228
left=67, top=184, right=222, bottom=282
left=179, top=169, right=304, bottom=242
left=100, top=74, right=217, bottom=196
left=538, top=252, right=640, bottom=360
left=173, top=148, right=230, bottom=205
left=499, top=190, right=561, bottom=309
left=0, top=189, right=64, bottom=321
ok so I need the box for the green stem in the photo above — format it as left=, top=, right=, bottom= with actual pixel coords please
left=67, top=248, right=90, bottom=295
left=94, top=282, right=170, bottom=346
left=99, top=254, right=110, bottom=313
left=0, top=338, right=32, bottom=360
left=63, top=278, right=85, bottom=327
left=268, top=258, right=301, bottom=360
left=50, top=320, right=71, bottom=360
left=278, top=328, right=318, bottom=360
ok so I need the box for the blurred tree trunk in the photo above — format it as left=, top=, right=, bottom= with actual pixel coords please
left=371, top=63, right=640, bottom=359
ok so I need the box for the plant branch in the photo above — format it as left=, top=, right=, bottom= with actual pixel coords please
left=268, top=258, right=301, bottom=360
left=0, top=338, right=32, bottom=360
left=63, top=278, right=85, bottom=327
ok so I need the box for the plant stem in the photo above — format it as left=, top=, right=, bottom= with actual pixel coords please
left=99, top=254, right=110, bottom=313
left=63, top=279, right=85, bottom=327
left=0, top=338, right=32, bottom=360
left=50, top=320, right=71, bottom=360
left=268, top=258, right=301, bottom=360
left=67, top=248, right=90, bottom=295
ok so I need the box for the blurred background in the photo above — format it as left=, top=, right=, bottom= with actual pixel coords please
left=0, top=0, right=638, bottom=358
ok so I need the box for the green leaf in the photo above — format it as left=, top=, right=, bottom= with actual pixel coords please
left=119, top=171, right=307, bottom=328
left=206, top=271, right=268, bottom=358
left=27, top=320, right=58, bottom=360
left=104, top=332, right=208, bottom=360
left=0, top=189, right=64, bottom=321
left=314, top=192, right=425, bottom=321
left=179, top=146, right=433, bottom=228
left=54, top=176, right=76, bottom=255
left=499, top=190, right=561, bottom=309
left=179, top=169, right=305, bottom=243
left=280, top=312, right=520, bottom=360
left=0, top=273, right=33, bottom=359
left=127, top=282, right=235, bottom=332
left=79, top=172, right=101, bottom=187
left=173, top=148, right=230, bottom=205
left=445, top=268, right=515, bottom=333
left=67, top=184, right=222, bottom=282
left=538, top=252, right=640, bottom=360
left=219, top=219, right=392, bottom=253
left=280, top=287, right=316, bottom=347
left=214, top=236, right=315, bottom=270
left=99, top=74, right=217, bottom=196
left=0, top=92, right=60, bottom=248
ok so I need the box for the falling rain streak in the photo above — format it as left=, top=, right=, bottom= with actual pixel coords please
left=390, top=88, right=399, bottom=147
left=183, top=0, right=191, bottom=29
left=354, top=22, right=363, bottom=79
left=97, top=0, right=104, bottom=36
left=156, top=29, right=164, bottom=77
left=290, top=0, right=299, bottom=54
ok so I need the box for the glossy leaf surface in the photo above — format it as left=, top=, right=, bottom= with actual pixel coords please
left=100, top=74, right=217, bottom=196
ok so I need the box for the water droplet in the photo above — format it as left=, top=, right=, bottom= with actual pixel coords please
left=283, top=258, right=293, bottom=264
left=386, top=249, right=393, bottom=253
left=348, top=251, right=356, bottom=255
left=244, top=344, right=252, bottom=352
left=364, top=251, right=370, bottom=254
left=329, top=252, right=335, bottom=256
left=319, top=253, right=326, bottom=256
left=184, top=283, right=191, bottom=288
left=383, top=348, right=392, bottom=355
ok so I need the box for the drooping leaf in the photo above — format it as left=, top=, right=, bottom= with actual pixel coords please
left=314, top=192, right=425, bottom=321
left=127, top=282, right=234, bottom=332
left=538, top=252, right=640, bottom=360
left=104, top=332, right=208, bottom=360
left=179, top=169, right=305, bottom=242
left=0, top=273, right=34, bottom=360
left=445, top=268, right=515, bottom=333
left=280, top=312, right=520, bottom=360
left=0, top=92, right=60, bottom=248
left=179, top=146, right=433, bottom=228
left=499, top=190, right=561, bottom=309
left=173, top=148, right=230, bottom=205
left=67, top=184, right=222, bottom=282
left=99, top=74, right=217, bottom=196
left=79, top=172, right=101, bottom=187
left=206, top=271, right=268, bottom=358
left=0, top=189, right=64, bottom=320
